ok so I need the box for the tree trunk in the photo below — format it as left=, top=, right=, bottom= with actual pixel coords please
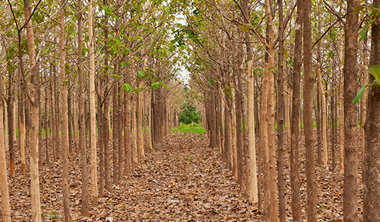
left=0, top=59, right=11, bottom=222
left=19, top=95, right=26, bottom=172
left=277, top=0, right=285, bottom=219
left=338, top=29, right=344, bottom=174
left=264, top=0, right=278, bottom=219
left=88, top=0, right=98, bottom=207
left=24, top=0, right=42, bottom=220
left=7, top=89, right=14, bottom=177
left=317, top=59, right=328, bottom=168
left=77, top=0, right=89, bottom=214
left=73, top=89, right=79, bottom=151
left=361, top=38, right=368, bottom=162
left=59, top=1, right=71, bottom=219
left=53, top=63, right=59, bottom=161
left=363, top=0, right=380, bottom=220
left=303, top=0, right=317, bottom=219
left=290, top=1, right=303, bottom=220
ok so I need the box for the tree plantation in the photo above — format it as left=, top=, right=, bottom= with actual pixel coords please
left=1, top=0, right=380, bottom=221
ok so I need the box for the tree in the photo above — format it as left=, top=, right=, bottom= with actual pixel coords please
left=88, top=0, right=98, bottom=207
left=363, top=0, right=380, bottom=219
left=0, top=65, right=11, bottom=222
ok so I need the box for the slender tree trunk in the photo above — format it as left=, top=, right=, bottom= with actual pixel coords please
left=68, top=87, right=73, bottom=154
left=73, top=89, right=79, bottom=151
left=24, top=0, right=42, bottom=220
left=19, top=95, right=26, bottom=172
left=264, top=0, right=278, bottom=219
left=234, top=43, right=244, bottom=189
left=242, top=0, right=258, bottom=203
left=344, top=0, right=360, bottom=220
left=137, top=79, right=144, bottom=163
left=317, top=59, right=328, bottom=168
left=361, top=38, right=368, bottom=161
left=104, top=98, right=111, bottom=189
left=124, top=91, right=132, bottom=174
left=363, top=1, right=380, bottom=218
left=59, top=1, right=71, bottom=219
left=78, top=0, right=89, bottom=214
left=54, top=64, right=59, bottom=161
left=277, top=0, right=285, bottom=219
left=290, top=1, right=303, bottom=220
left=113, top=81, right=119, bottom=184
left=88, top=0, right=98, bottom=206
left=0, top=61, right=11, bottom=222
left=303, top=0, right=317, bottom=219
left=338, top=30, right=344, bottom=174
left=7, top=91, right=14, bottom=177
left=4, top=100, right=9, bottom=153
left=44, top=84, right=48, bottom=165
left=118, top=82, right=123, bottom=180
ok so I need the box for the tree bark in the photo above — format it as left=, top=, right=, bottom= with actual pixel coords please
left=277, top=0, right=285, bottom=219
left=363, top=1, right=380, bottom=220
left=0, top=59, right=11, bottom=222
left=303, top=0, right=317, bottom=219
left=264, top=0, right=278, bottom=219
left=290, top=1, right=303, bottom=220
left=59, top=1, right=71, bottom=219
left=343, top=0, right=359, bottom=220
left=77, top=0, right=89, bottom=214
left=88, top=0, right=98, bottom=206
left=23, top=0, right=42, bottom=220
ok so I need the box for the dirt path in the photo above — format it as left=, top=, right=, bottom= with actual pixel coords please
left=81, top=133, right=258, bottom=221
left=4, top=133, right=258, bottom=221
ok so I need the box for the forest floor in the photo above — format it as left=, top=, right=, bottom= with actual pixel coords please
left=1, top=130, right=364, bottom=221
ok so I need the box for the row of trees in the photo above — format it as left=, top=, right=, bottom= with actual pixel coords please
left=181, top=0, right=380, bottom=220
left=0, top=0, right=185, bottom=221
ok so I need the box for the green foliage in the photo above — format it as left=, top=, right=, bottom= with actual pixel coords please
left=353, top=65, right=380, bottom=104
left=179, top=100, right=200, bottom=124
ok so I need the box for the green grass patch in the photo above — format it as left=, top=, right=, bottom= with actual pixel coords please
left=171, top=123, right=206, bottom=136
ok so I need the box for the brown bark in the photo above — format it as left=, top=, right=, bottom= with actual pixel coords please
left=23, top=0, right=42, bottom=220
left=338, top=29, right=344, bottom=174
left=363, top=1, right=380, bottom=220
left=343, top=1, right=359, bottom=221
left=361, top=38, right=368, bottom=162
left=19, top=94, right=26, bottom=172
left=7, top=85, right=14, bottom=177
left=290, top=1, right=303, bottom=220
left=303, top=0, right=317, bottom=219
left=59, top=0, right=71, bottom=219
left=88, top=0, right=98, bottom=206
left=0, top=58, right=11, bottom=222
left=264, top=0, right=278, bottom=219
left=53, top=63, right=59, bottom=161
left=277, top=0, right=285, bottom=219
left=78, top=0, right=89, bottom=214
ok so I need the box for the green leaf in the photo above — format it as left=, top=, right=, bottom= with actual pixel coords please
left=159, top=82, right=166, bottom=88
left=151, top=82, right=159, bottom=89
left=113, top=74, right=120, bottom=79
left=366, top=65, right=380, bottom=80
left=104, top=7, right=112, bottom=15
left=120, top=62, right=127, bottom=67
left=328, top=51, right=334, bottom=58
left=353, top=84, right=374, bottom=104
left=133, top=88, right=140, bottom=93
left=123, top=83, right=132, bottom=92
left=138, top=70, right=145, bottom=78
left=360, top=25, right=369, bottom=41
left=354, top=5, right=364, bottom=13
